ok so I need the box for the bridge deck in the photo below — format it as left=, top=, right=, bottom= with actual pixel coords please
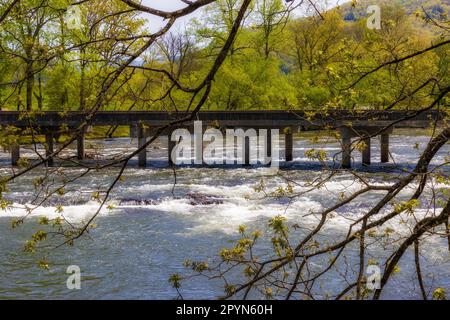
left=0, top=110, right=442, bottom=128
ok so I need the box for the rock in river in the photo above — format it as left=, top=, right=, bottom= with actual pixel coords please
left=186, top=192, right=223, bottom=206
left=118, top=193, right=224, bottom=206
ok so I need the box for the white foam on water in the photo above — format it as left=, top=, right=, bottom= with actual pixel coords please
left=1, top=134, right=447, bottom=246
left=0, top=200, right=108, bottom=223
left=3, top=175, right=446, bottom=239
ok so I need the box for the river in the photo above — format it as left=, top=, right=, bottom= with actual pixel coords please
left=0, top=129, right=449, bottom=299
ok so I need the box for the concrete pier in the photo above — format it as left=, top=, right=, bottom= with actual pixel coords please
left=76, top=126, right=92, bottom=160
left=45, top=133, right=54, bottom=166
left=381, top=134, right=390, bottom=163
left=77, top=132, right=85, bottom=160
left=138, top=136, right=147, bottom=167
left=244, top=136, right=250, bottom=166
left=362, top=137, right=371, bottom=166
left=11, top=144, right=20, bottom=166
left=134, top=124, right=151, bottom=168
left=168, top=131, right=177, bottom=166
left=285, top=129, right=293, bottom=162
left=341, top=134, right=352, bottom=169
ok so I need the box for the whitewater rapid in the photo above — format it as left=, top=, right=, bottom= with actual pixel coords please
left=0, top=129, right=448, bottom=299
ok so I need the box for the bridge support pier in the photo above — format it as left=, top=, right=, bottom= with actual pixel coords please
left=135, top=125, right=150, bottom=168
left=11, top=143, right=20, bottom=166
left=77, top=130, right=85, bottom=160
left=138, top=135, right=147, bottom=168
left=341, top=133, right=352, bottom=169
left=168, top=131, right=177, bottom=166
left=193, top=122, right=205, bottom=165
left=362, top=137, right=371, bottom=166
left=244, top=136, right=250, bottom=166
left=45, top=133, right=54, bottom=167
left=259, top=129, right=272, bottom=165
left=381, top=133, right=390, bottom=163
left=285, top=128, right=293, bottom=162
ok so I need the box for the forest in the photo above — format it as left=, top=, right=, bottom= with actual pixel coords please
left=0, top=0, right=448, bottom=112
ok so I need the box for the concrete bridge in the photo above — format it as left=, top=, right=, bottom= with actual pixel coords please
left=0, top=110, right=443, bottom=168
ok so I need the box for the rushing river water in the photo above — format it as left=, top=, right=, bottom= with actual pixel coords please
left=0, top=129, right=449, bottom=299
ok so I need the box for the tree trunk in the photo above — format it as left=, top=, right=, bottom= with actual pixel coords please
left=79, top=48, right=86, bottom=111
left=17, top=83, right=23, bottom=111
left=264, top=40, right=269, bottom=59
left=25, top=60, right=34, bottom=111
left=34, top=73, right=43, bottom=110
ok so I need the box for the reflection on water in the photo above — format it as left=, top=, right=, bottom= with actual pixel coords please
left=0, top=130, right=449, bottom=299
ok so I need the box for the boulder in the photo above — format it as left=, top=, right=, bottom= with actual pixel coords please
left=186, top=192, right=223, bottom=206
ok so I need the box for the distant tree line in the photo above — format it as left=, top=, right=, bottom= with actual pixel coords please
left=0, top=0, right=448, bottom=112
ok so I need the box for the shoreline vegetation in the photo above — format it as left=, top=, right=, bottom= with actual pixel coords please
left=0, top=0, right=448, bottom=113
